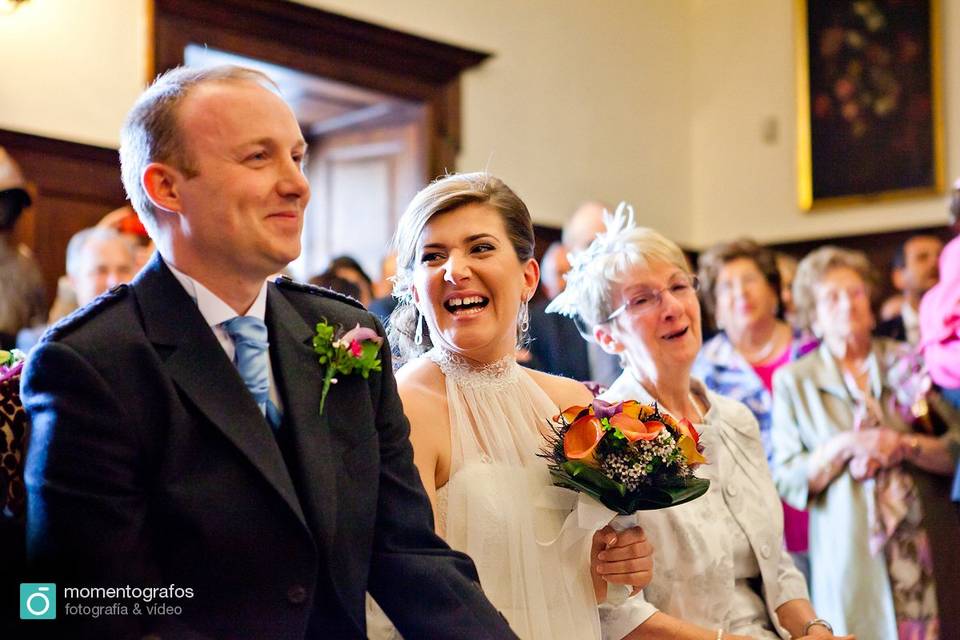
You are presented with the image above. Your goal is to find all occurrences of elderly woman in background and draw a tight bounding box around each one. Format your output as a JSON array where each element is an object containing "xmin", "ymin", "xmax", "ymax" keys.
[
  {"xmin": 551, "ymin": 206, "xmax": 847, "ymax": 640},
  {"xmin": 771, "ymin": 246, "xmax": 960, "ymax": 639},
  {"xmin": 693, "ymin": 239, "xmax": 817, "ymax": 580}
]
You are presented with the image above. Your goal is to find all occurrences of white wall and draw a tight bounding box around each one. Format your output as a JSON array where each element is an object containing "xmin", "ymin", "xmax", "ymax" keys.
[
  {"xmin": 0, "ymin": 0, "xmax": 146, "ymax": 147},
  {"xmin": 0, "ymin": 0, "xmax": 954, "ymax": 247},
  {"xmin": 297, "ymin": 0, "xmax": 694, "ymax": 237},
  {"xmin": 686, "ymin": 0, "xmax": 958, "ymax": 248}
]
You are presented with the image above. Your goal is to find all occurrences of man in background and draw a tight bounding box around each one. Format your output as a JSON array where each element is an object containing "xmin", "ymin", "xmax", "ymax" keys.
[
  {"xmin": 0, "ymin": 147, "xmax": 45, "ymax": 349},
  {"xmin": 876, "ymin": 233, "xmax": 944, "ymax": 345},
  {"xmin": 16, "ymin": 227, "xmax": 137, "ymax": 351}
]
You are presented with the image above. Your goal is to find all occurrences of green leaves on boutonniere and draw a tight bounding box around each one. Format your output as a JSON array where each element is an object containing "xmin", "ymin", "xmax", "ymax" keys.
[
  {"xmin": 0, "ymin": 349, "xmax": 25, "ymax": 372},
  {"xmin": 312, "ymin": 321, "xmax": 383, "ymax": 414}
]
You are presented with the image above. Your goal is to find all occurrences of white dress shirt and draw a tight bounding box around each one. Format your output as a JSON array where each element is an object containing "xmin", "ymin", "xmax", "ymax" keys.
[{"xmin": 165, "ymin": 260, "xmax": 283, "ymax": 412}]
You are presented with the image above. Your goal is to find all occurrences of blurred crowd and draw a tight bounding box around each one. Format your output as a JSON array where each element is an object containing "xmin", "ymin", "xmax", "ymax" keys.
[{"xmin": 2, "ymin": 136, "xmax": 960, "ymax": 638}]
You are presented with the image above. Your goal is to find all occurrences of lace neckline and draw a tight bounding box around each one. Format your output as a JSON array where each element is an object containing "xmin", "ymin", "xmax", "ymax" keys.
[{"xmin": 427, "ymin": 347, "xmax": 521, "ymax": 389}]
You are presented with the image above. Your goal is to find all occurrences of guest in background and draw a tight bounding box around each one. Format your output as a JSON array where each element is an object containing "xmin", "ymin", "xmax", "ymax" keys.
[
  {"xmin": 876, "ymin": 235, "xmax": 944, "ymax": 345},
  {"xmin": 372, "ymin": 251, "xmax": 397, "ymax": 299},
  {"xmin": 328, "ymin": 254, "xmax": 374, "ymax": 308},
  {"xmin": 97, "ymin": 204, "xmax": 156, "ymax": 270},
  {"xmin": 309, "ymin": 271, "xmax": 362, "ymax": 302},
  {"xmin": 918, "ymin": 177, "xmax": 960, "ymax": 503},
  {"xmin": 694, "ymin": 239, "xmax": 817, "ymax": 582},
  {"xmin": 539, "ymin": 201, "xmax": 622, "ymax": 387},
  {"xmin": 552, "ymin": 205, "xmax": 844, "ymax": 640},
  {"xmin": 369, "ymin": 251, "xmax": 399, "ymax": 322},
  {"xmin": 527, "ymin": 241, "xmax": 592, "ymax": 381},
  {"xmin": 0, "ymin": 147, "xmax": 46, "ymax": 349},
  {"xmin": 771, "ymin": 246, "xmax": 960, "ymax": 639},
  {"xmin": 17, "ymin": 227, "xmax": 137, "ymax": 351},
  {"xmin": 775, "ymin": 252, "xmax": 800, "ymax": 329}
]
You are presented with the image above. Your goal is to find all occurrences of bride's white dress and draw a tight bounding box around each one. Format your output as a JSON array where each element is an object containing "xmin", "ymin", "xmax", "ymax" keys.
[{"xmin": 367, "ymin": 348, "xmax": 644, "ymax": 639}]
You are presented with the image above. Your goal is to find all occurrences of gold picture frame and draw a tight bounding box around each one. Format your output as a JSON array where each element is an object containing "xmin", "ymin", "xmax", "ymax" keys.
[{"xmin": 795, "ymin": 0, "xmax": 945, "ymax": 210}]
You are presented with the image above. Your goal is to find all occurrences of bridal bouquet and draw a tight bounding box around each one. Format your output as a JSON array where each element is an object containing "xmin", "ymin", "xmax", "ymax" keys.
[{"xmin": 541, "ymin": 399, "xmax": 709, "ymax": 514}]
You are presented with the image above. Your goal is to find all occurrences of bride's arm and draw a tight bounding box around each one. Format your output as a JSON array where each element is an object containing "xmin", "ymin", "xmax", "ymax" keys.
[{"xmin": 397, "ymin": 378, "xmax": 450, "ymax": 532}]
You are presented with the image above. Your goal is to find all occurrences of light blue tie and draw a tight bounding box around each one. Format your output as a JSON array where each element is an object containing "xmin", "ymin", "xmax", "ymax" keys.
[{"xmin": 221, "ymin": 316, "xmax": 282, "ymax": 430}]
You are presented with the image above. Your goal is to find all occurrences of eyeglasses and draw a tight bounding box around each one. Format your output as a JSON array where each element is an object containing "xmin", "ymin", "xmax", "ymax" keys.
[{"xmin": 606, "ymin": 275, "xmax": 700, "ymax": 321}]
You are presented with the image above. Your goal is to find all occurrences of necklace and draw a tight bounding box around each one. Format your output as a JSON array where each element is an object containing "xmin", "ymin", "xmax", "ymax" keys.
[{"xmin": 737, "ymin": 323, "xmax": 784, "ymax": 364}]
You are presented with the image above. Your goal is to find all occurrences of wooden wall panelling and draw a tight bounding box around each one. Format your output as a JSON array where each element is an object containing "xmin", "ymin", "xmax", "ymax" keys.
[
  {"xmin": 152, "ymin": 0, "xmax": 488, "ymax": 181},
  {"xmin": 0, "ymin": 129, "xmax": 126, "ymax": 307}
]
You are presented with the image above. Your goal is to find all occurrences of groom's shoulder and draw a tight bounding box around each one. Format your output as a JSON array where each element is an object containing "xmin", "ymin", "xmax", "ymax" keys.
[
  {"xmin": 273, "ymin": 275, "xmax": 367, "ymax": 317},
  {"xmin": 42, "ymin": 284, "xmax": 135, "ymax": 345}
]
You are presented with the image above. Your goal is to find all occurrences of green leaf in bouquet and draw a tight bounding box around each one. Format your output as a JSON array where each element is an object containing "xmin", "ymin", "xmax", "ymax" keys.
[
  {"xmin": 624, "ymin": 477, "xmax": 711, "ymax": 512},
  {"xmin": 561, "ymin": 460, "xmax": 626, "ymax": 496}
]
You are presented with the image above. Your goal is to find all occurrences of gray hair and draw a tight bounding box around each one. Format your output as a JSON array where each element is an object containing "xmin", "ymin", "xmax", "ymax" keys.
[
  {"xmin": 548, "ymin": 203, "xmax": 691, "ymax": 334},
  {"xmin": 119, "ymin": 65, "xmax": 277, "ymax": 236},
  {"xmin": 792, "ymin": 245, "xmax": 878, "ymax": 332},
  {"xmin": 388, "ymin": 172, "xmax": 534, "ymax": 364},
  {"xmin": 65, "ymin": 227, "xmax": 136, "ymax": 277}
]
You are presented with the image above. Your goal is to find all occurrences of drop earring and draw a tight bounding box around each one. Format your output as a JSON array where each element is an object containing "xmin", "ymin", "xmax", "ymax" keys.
[
  {"xmin": 518, "ymin": 298, "xmax": 530, "ymax": 334},
  {"xmin": 414, "ymin": 308, "xmax": 424, "ymax": 345}
]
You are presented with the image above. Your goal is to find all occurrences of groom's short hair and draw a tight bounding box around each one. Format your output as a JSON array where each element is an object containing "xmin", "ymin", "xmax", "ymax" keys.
[{"xmin": 119, "ymin": 65, "xmax": 278, "ymax": 236}]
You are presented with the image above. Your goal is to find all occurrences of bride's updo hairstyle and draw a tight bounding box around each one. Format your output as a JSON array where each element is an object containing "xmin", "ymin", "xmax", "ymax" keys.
[
  {"xmin": 388, "ymin": 172, "xmax": 535, "ymax": 365},
  {"xmin": 547, "ymin": 203, "xmax": 692, "ymax": 337}
]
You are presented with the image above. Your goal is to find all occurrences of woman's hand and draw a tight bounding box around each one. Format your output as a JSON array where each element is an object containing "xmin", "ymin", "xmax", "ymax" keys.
[
  {"xmin": 848, "ymin": 454, "xmax": 882, "ymax": 481},
  {"xmin": 849, "ymin": 428, "xmax": 903, "ymax": 468},
  {"xmin": 590, "ymin": 525, "xmax": 654, "ymax": 601}
]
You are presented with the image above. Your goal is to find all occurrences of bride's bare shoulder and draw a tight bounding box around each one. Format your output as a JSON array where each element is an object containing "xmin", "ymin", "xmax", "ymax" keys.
[
  {"xmin": 523, "ymin": 367, "xmax": 594, "ymax": 409},
  {"xmin": 396, "ymin": 356, "xmax": 446, "ymax": 414}
]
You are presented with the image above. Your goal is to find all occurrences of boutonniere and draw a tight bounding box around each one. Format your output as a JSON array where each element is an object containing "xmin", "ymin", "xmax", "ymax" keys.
[
  {"xmin": 313, "ymin": 321, "xmax": 383, "ymax": 413},
  {"xmin": 0, "ymin": 349, "xmax": 25, "ymax": 378}
]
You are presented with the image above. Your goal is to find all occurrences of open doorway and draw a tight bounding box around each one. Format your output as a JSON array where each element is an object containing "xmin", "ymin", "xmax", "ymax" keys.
[
  {"xmin": 153, "ymin": 0, "xmax": 490, "ymax": 285},
  {"xmin": 186, "ymin": 45, "xmax": 426, "ymax": 281}
]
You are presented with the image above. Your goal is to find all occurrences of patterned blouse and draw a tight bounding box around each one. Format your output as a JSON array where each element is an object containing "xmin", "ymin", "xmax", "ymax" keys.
[{"xmin": 693, "ymin": 330, "xmax": 817, "ymax": 464}]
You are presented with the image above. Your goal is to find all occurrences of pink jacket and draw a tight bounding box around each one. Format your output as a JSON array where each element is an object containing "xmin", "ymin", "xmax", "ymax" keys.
[{"xmin": 919, "ymin": 235, "xmax": 960, "ymax": 389}]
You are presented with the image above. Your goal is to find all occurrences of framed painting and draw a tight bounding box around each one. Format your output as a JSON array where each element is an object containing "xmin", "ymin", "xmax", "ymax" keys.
[{"xmin": 795, "ymin": 0, "xmax": 945, "ymax": 210}]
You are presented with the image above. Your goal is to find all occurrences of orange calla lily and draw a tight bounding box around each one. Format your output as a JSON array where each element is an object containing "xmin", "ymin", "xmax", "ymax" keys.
[
  {"xmin": 677, "ymin": 417, "xmax": 700, "ymax": 445},
  {"xmin": 678, "ymin": 434, "xmax": 708, "ymax": 465},
  {"xmin": 609, "ymin": 414, "xmax": 664, "ymax": 442},
  {"xmin": 563, "ymin": 415, "xmax": 604, "ymax": 465},
  {"xmin": 556, "ymin": 404, "xmax": 590, "ymax": 425}
]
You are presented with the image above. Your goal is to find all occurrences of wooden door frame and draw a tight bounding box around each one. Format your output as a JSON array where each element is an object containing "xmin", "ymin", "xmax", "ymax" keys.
[{"xmin": 151, "ymin": 0, "xmax": 490, "ymax": 179}]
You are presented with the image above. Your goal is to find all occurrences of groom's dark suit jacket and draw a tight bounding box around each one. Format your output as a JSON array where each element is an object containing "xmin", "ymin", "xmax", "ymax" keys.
[{"xmin": 21, "ymin": 255, "xmax": 514, "ymax": 640}]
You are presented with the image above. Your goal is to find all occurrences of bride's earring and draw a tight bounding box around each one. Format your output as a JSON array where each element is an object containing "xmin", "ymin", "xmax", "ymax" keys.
[
  {"xmin": 414, "ymin": 307, "xmax": 424, "ymax": 345},
  {"xmin": 518, "ymin": 298, "xmax": 530, "ymax": 334}
]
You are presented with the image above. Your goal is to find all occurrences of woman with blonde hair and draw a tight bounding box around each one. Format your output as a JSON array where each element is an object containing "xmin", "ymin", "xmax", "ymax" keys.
[
  {"xmin": 550, "ymin": 205, "xmax": 847, "ymax": 640},
  {"xmin": 693, "ymin": 239, "xmax": 817, "ymax": 581},
  {"xmin": 771, "ymin": 246, "xmax": 960, "ymax": 639}
]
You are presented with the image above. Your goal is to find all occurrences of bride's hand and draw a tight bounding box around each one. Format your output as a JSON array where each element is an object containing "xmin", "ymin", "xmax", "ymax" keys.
[{"xmin": 591, "ymin": 525, "xmax": 654, "ymax": 599}]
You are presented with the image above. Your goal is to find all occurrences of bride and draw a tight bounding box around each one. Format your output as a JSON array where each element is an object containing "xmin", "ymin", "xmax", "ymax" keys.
[{"xmin": 369, "ymin": 173, "xmax": 654, "ymax": 639}]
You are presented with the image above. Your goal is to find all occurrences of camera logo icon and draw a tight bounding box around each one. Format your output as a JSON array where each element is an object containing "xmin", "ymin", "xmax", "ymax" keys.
[{"xmin": 20, "ymin": 583, "xmax": 56, "ymax": 620}]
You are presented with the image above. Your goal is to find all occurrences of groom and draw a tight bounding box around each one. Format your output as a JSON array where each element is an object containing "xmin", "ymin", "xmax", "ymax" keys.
[{"xmin": 21, "ymin": 65, "xmax": 516, "ymax": 639}]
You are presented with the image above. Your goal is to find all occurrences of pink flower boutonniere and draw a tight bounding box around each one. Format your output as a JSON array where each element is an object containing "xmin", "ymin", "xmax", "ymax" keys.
[
  {"xmin": 0, "ymin": 349, "xmax": 25, "ymax": 383},
  {"xmin": 312, "ymin": 321, "xmax": 383, "ymax": 413}
]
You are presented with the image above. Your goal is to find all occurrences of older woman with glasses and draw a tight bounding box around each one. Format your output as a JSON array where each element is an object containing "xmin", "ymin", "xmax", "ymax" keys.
[
  {"xmin": 693, "ymin": 240, "xmax": 817, "ymax": 581},
  {"xmin": 550, "ymin": 206, "xmax": 847, "ymax": 640},
  {"xmin": 771, "ymin": 246, "xmax": 960, "ymax": 640}
]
